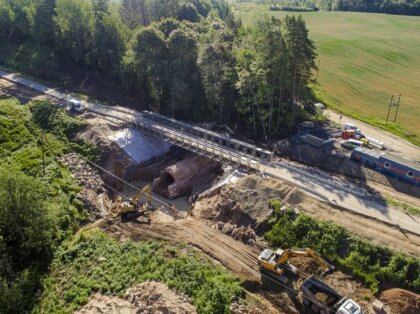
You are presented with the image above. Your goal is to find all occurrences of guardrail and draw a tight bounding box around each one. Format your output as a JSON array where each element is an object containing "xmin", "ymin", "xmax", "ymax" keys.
[{"xmin": 142, "ymin": 111, "xmax": 273, "ymax": 162}]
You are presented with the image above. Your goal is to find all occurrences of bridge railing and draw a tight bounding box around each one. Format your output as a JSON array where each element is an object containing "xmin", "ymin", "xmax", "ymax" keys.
[
  {"xmin": 126, "ymin": 117, "xmax": 261, "ymax": 171},
  {"xmin": 142, "ymin": 111, "xmax": 273, "ymax": 162}
]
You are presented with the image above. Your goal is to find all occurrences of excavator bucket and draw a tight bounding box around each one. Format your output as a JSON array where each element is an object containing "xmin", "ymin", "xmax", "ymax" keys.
[{"xmin": 321, "ymin": 265, "xmax": 335, "ymax": 277}]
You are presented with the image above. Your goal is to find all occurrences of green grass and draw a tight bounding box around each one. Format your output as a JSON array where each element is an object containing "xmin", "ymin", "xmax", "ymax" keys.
[
  {"xmin": 34, "ymin": 231, "xmax": 244, "ymax": 314},
  {"xmin": 265, "ymin": 200, "xmax": 420, "ymax": 294},
  {"xmin": 236, "ymin": 3, "xmax": 420, "ymax": 146},
  {"xmin": 384, "ymin": 197, "xmax": 420, "ymax": 216}
]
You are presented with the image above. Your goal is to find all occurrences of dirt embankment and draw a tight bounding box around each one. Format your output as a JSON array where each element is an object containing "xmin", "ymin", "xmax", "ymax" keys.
[
  {"xmin": 100, "ymin": 173, "xmax": 420, "ymax": 313},
  {"xmin": 381, "ymin": 288, "xmax": 420, "ymax": 314},
  {"xmin": 75, "ymin": 281, "xmax": 197, "ymax": 314},
  {"xmin": 205, "ymin": 175, "xmax": 420, "ymax": 257}
]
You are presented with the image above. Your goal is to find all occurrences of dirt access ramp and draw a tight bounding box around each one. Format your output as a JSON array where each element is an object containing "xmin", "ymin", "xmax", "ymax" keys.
[
  {"xmin": 100, "ymin": 213, "xmax": 282, "ymax": 313},
  {"xmin": 99, "ymin": 212, "xmax": 376, "ymax": 314}
]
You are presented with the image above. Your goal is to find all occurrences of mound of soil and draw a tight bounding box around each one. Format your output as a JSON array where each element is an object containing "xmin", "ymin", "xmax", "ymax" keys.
[
  {"xmin": 75, "ymin": 281, "xmax": 197, "ymax": 314},
  {"xmin": 194, "ymin": 175, "xmax": 291, "ymax": 233},
  {"xmin": 381, "ymin": 288, "xmax": 420, "ymax": 314}
]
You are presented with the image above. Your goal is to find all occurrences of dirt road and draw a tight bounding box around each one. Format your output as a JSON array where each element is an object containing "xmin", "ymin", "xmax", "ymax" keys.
[
  {"xmin": 101, "ymin": 213, "xmax": 286, "ymax": 313},
  {"xmin": 326, "ymin": 109, "xmax": 420, "ymax": 161},
  {"xmin": 102, "ymin": 213, "xmax": 262, "ymax": 284}
]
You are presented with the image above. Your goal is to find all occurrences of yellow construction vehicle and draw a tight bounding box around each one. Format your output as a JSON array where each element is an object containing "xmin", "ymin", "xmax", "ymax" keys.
[
  {"xmin": 116, "ymin": 185, "xmax": 152, "ymax": 218},
  {"xmin": 258, "ymin": 248, "xmax": 334, "ymax": 284}
]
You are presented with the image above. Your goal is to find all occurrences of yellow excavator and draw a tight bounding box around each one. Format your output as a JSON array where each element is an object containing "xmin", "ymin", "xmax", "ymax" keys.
[
  {"xmin": 258, "ymin": 248, "xmax": 334, "ymax": 284},
  {"xmin": 116, "ymin": 185, "xmax": 152, "ymax": 218}
]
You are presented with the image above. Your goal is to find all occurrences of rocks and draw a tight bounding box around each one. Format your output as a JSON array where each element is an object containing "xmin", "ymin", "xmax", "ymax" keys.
[
  {"xmin": 372, "ymin": 299, "xmax": 385, "ymax": 313},
  {"xmin": 60, "ymin": 153, "xmax": 105, "ymax": 193},
  {"xmin": 59, "ymin": 153, "xmax": 109, "ymax": 219},
  {"xmin": 75, "ymin": 281, "xmax": 197, "ymax": 314},
  {"xmin": 97, "ymin": 257, "xmax": 107, "ymax": 263},
  {"xmin": 230, "ymin": 301, "xmax": 262, "ymax": 314},
  {"xmin": 212, "ymin": 221, "xmax": 256, "ymax": 245}
]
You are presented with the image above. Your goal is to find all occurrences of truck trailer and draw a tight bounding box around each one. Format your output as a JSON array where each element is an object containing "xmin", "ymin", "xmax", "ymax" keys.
[{"xmin": 300, "ymin": 275, "xmax": 364, "ymax": 314}]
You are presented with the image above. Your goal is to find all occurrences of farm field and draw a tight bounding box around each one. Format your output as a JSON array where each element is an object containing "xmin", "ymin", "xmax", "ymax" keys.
[{"xmin": 236, "ymin": 4, "xmax": 420, "ymax": 146}]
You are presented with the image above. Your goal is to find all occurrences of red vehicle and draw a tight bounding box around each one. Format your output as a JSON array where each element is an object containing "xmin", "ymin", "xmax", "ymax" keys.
[{"xmin": 341, "ymin": 130, "xmax": 355, "ymax": 140}]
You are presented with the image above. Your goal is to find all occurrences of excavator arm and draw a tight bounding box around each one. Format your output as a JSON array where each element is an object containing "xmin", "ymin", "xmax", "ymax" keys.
[
  {"xmin": 130, "ymin": 185, "xmax": 152, "ymax": 207},
  {"xmin": 276, "ymin": 248, "xmax": 334, "ymax": 276}
]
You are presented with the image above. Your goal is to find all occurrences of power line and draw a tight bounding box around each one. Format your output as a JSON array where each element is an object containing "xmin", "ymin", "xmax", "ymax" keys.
[{"xmin": 80, "ymin": 156, "xmax": 173, "ymax": 210}]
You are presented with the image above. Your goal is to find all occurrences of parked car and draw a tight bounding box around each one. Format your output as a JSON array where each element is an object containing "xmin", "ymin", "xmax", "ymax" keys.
[
  {"xmin": 66, "ymin": 99, "xmax": 84, "ymax": 113},
  {"xmin": 340, "ymin": 139, "xmax": 363, "ymax": 150}
]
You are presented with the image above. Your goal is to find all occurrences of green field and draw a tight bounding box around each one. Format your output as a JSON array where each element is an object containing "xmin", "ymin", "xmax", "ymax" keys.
[{"xmin": 237, "ymin": 4, "xmax": 420, "ymax": 144}]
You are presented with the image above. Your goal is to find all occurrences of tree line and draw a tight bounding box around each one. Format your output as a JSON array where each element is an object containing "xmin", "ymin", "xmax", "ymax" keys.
[
  {"xmin": 247, "ymin": 0, "xmax": 420, "ymax": 16},
  {"xmin": 0, "ymin": 0, "xmax": 317, "ymax": 139}
]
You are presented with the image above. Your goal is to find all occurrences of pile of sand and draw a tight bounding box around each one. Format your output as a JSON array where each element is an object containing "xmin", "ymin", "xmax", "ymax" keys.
[
  {"xmin": 75, "ymin": 281, "xmax": 197, "ymax": 314},
  {"xmin": 381, "ymin": 288, "xmax": 420, "ymax": 314}
]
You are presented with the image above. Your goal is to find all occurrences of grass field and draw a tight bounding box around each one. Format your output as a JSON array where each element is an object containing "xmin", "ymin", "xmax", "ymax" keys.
[{"xmin": 236, "ymin": 4, "xmax": 420, "ymax": 145}]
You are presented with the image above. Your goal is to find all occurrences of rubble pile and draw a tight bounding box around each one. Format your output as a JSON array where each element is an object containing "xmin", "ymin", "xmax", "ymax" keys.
[
  {"xmin": 124, "ymin": 281, "xmax": 196, "ymax": 314},
  {"xmin": 213, "ymin": 222, "xmax": 256, "ymax": 245},
  {"xmin": 59, "ymin": 153, "xmax": 108, "ymax": 218},
  {"xmin": 75, "ymin": 281, "xmax": 197, "ymax": 314},
  {"xmin": 230, "ymin": 301, "xmax": 262, "ymax": 314}
]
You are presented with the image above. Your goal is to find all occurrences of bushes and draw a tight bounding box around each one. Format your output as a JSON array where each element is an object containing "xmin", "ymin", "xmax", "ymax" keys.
[
  {"xmin": 265, "ymin": 200, "xmax": 420, "ymax": 294},
  {"xmin": 0, "ymin": 98, "xmax": 89, "ymax": 313},
  {"xmin": 34, "ymin": 231, "xmax": 244, "ymax": 314},
  {"xmin": 30, "ymin": 101, "xmax": 86, "ymax": 139}
]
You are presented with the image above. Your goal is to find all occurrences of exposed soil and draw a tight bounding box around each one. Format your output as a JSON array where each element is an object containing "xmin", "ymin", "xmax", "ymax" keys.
[
  {"xmin": 196, "ymin": 175, "xmax": 420, "ymax": 257},
  {"xmin": 99, "ymin": 207, "xmax": 378, "ymax": 313},
  {"xmin": 380, "ymin": 288, "xmax": 420, "ymax": 314},
  {"xmin": 75, "ymin": 281, "xmax": 197, "ymax": 314},
  {"xmin": 3, "ymin": 77, "xmax": 419, "ymax": 313},
  {"xmin": 59, "ymin": 153, "xmax": 111, "ymax": 220}
]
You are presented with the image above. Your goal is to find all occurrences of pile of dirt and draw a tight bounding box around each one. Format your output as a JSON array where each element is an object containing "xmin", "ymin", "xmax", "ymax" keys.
[
  {"xmin": 59, "ymin": 153, "xmax": 110, "ymax": 219},
  {"xmin": 230, "ymin": 301, "xmax": 262, "ymax": 314},
  {"xmin": 194, "ymin": 174, "xmax": 307, "ymax": 236},
  {"xmin": 75, "ymin": 281, "xmax": 197, "ymax": 314},
  {"xmin": 213, "ymin": 222, "xmax": 256, "ymax": 245},
  {"xmin": 77, "ymin": 115, "xmax": 118, "ymax": 158},
  {"xmin": 381, "ymin": 288, "xmax": 420, "ymax": 314}
]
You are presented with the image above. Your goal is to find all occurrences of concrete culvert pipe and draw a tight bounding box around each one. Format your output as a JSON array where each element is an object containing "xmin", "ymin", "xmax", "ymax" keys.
[{"xmin": 153, "ymin": 155, "xmax": 220, "ymax": 199}]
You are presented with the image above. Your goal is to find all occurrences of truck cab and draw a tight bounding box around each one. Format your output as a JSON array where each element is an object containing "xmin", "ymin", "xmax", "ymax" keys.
[
  {"xmin": 337, "ymin": 298, "xmax": 364, "ymax": 314},
  {"xmin": 66, "ymin": 99, "xmax": 84, "ymax": 113}
]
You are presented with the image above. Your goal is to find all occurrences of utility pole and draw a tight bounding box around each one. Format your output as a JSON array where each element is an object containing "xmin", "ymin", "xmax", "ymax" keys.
[
  {"xmin": 39, "ymin": 136, "xmax": 45, "ymax": 177},
  {"xmin": 386, "ymin": 94, "xmax": 401, "ymax": 124},
  {"xmin": 315, "ymin": 58, "xmax": 321, "ymax": 81}
]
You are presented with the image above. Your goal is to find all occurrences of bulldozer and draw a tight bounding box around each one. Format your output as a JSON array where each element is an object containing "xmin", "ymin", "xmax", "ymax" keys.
[
  {"xmin": 258, "ymin": 248, "xmax": 334, "ymax": 284},
  {"xmin": 115, "ymin": 185, "xmax": 152, "ymax": 219}
]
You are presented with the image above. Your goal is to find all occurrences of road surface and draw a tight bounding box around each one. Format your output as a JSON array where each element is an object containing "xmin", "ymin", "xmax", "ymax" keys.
[{"xmin": 326, "ymin": 109, "xmax": 420, "ymax": 162}]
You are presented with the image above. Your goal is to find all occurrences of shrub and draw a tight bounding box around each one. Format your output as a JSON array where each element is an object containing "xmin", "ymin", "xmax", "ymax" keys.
[
  {"xmin": 35, "ymin": 231, "xmax": 244, "ymax": 314},
  {"xmin": 265, "ymin": 202, "xmax": 420, "ymax": 294}
]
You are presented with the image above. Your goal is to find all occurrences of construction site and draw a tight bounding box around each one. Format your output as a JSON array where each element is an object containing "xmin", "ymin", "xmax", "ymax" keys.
[{"xmin": 0, "ymin": 71, "xmax": 420, "ymax": 314}]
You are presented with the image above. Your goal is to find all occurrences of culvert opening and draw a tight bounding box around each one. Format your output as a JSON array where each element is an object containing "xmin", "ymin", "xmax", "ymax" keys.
[{"xmin": 155, "ymin": 172, "xmax": 175, "ymax": 197}]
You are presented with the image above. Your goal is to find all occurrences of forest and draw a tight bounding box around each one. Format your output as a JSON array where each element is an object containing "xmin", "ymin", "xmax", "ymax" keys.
[
  {"xmin": 0, "ymin": 0, "xmax": 317, "ymax": 139},
  {"xmin": 248, "ymin": 0, "xmax": 420, "ymax": 16}
]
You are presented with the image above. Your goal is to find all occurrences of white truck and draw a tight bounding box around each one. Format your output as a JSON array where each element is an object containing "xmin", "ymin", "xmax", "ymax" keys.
[
  {"xmin": 66, "ymin": 99, "xmax": 84, "ymax": 113},
  {"xmin": 300, "ymin": 275, "xmax": 364, "ymax": 314}
]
